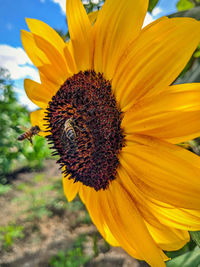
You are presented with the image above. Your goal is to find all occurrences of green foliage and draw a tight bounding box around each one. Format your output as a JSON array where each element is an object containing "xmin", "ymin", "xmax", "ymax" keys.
[
  {"xmin": 83, "ymin": 0, "xmax": 104, "ymax": 13},
  {"xmin": 13, "ymin": 178, "xmax": 87, "ymax": 221},
  {"xmin": 0, "ymin": 184, "xmax": 11, "ymax": 195},
  {"xmin": 194, "ymin": 44, "xmax": 200, "ymax": 58},
  {"xmin": 176, "ymin": 0, "xmax": 200, "ymax": 11},
  {"xmin": 177, "ymin": 0, "xmax": 194, "ymax": 11},
  {"xmin": 21, "ymin": 135, "xmax": 51, "ymax": 170},
  {"xmin": 49, "ymin": 235, "xmax": 91, "ymax": 267},
  {"xmin": 166, "ymin": 240, "xmax": 196, "ymax": 259},
  {"xmin": 148, "ymin": 0, "xmax": 160, "ymax": 13},
  {"xmin": 166, "ymin": 247, "xmax": 200, "ymax": 267},
  {"xmin": 0, "ymin": 68, "xmax": 51, "ymax": 184},
  {"xmin": 190, "ymin": 231, "xmax": 200, "ymax": 248},
  {"xmin": 0, "ymin": 224, "xmax": 24, "ymax": 250},
  {"xmin": 81, "ymin": 212, "xmax": 92, "ymax": 224},
  {"xmin": 92, "ymin": 234, "xmax": 99, "ymax": 257},
  {"xmin": 177, "ymin": 55, "xmax": 195, "ymax": 78},
  {"xmin": 13, "ymin": 182, "xmax": 54, "ymax": 220}
]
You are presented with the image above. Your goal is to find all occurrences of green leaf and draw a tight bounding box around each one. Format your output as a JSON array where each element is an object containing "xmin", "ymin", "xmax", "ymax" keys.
[
  {"xmin": 190, "ymin": 231, "xmax": 200, "ymax": 248},
  {"xmin": 177, "ymin": 0, "xmax": 194, "ymax": 11},
  {"xmin": 194, "ymin": 50, "xmax": 200, "ymax": 58},
  {"xmin": 166, "ymin": 247, "xmax": 200, "ymax": 267},
  {"xmin": 0, "ymin": 184, "xmax": 11, "ymax": 195},
  {"xmin": 148, "ymin": 0, "xmax": 159, "ymax": 13}
]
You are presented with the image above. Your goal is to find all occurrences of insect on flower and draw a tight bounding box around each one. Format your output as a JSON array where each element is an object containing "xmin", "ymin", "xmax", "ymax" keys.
[{"xmin": 63, "ymin": 118, "xmax": 77, "ymax": 141}]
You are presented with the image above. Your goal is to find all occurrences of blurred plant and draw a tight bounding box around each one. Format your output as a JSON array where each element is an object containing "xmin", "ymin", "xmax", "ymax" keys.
[
  {"xmin": 52, "ymin": 180, "xmax": 91, "ymax": 224},
  {"xmin": 193, "ymin": 44, "xmax": 200, "ymax": 58},
  {"xmin": 49, "ymin": 235, "xmax": 91, "ymax": 267},
  {"xmin": 52, "ymin": 179, "xmax": 84, "ymax": 211},
  {"xmin": 83, "ymin": 0, "xmax": 104, "ymax": 13},
  {"xmin": 92, "ymin": 234, "xmax": 99, "ymax": 257},
  {"xmin": 0, "ymin": 224, "xmax": 24, "ymax": 251},
  {"xmin": 148, "ymin": 0, "xmax": 160, "ymax": 12},
  {"xmin": 166, "ymin": 242, "xmax": 200, "ymax": 267},
  {"xmin": 0, "ymin": 68, "xmax": 51, "ymax": 184},
  {"xmin": 13, "ymin": 177, "xmax": 86, "ymax": 221},
  {"xmin": 13, "ymin": 182, "xmax": 54, "ymax": 221},
  {"xmin": 177, "ymin": 0, "xmax": 200, "ymax": 11},
  {"xmin": 0, "ymin": 184, "xmax": 11, "ymax": 195}
]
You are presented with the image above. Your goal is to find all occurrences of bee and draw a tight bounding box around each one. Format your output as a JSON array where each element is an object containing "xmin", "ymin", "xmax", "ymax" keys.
[
  {"xmin": 63, "ymin": 118, "xmax": 76, "ymax": 141},
  {"xmin": 17, "ymin": 125, "xmax": 41, "ymax": 144}
]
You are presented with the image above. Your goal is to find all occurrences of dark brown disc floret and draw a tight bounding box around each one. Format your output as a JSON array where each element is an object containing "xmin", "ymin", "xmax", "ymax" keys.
[{"xmin": 45, "ymin": 71, "xmax": 124, "ymax": 191}]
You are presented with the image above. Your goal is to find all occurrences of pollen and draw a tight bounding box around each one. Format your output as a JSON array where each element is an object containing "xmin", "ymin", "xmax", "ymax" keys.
[{"xmin": 45, "ymin": 71, "xmax": 124, "ymax": 191}]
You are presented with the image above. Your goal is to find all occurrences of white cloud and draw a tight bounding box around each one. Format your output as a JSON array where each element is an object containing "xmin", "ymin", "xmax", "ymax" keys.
[
  {"xmin": 152, "ymin": 7, "xmax": 162, "ymax": 17},
  {"xmin": 0, "ymin": 45, "xmax": 40, "ymax": 82},
  {"xmin": 143, "ymin": 12, "xmax": 154, "ymax": 28},
  {"xmin": 51, "ymin": 0, "xmax": 66, "ymax": 14},
  {"xmin": 14, "ymin": 87, "xmax": 38, "ymax": 111},
  {"xmin": 82, "ymin": 0, "xmax": 99, "ymax": 3}
]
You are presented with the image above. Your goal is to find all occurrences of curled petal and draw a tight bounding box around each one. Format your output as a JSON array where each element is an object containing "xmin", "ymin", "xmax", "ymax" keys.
[
  {"xmin": 94, "ymin": 0, "xmax": 148, "ymax": 80},
  {"xmin": 113, "ymin": 17, "xmax": 200, "ymax": 111},
  {"xmin": 66, "ymin": 0, "xmax": 93, "ymax": 71},
  {"xmin": 122, "ymin": 83, "xmax": 200, "ymax": 143},
  {"xmin": 122, "ymin": 134, "xmax": 200, "ymax": 210}
]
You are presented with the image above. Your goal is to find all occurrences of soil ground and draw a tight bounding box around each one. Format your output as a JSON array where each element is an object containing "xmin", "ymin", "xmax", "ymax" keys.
[{"xmin": 0, "ymin": 160, "xmax": 148, "ymax": 267}]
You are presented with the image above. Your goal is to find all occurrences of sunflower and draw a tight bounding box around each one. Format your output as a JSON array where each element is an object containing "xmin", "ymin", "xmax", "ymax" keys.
[{"xmin": 21, "ymin": 0, "xmax": 200, "ymax": 266}]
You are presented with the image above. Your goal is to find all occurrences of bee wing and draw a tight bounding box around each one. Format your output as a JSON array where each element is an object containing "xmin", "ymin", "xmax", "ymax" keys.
[{"xmin": 18, "ymin": 126, "xmax": 28, "ymax": 131}]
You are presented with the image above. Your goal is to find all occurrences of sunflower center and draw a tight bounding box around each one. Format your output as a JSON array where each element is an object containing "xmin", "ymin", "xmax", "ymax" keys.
[{"xmin": 45, "ymin": 70, "xmax": 124, "ymax": 191}]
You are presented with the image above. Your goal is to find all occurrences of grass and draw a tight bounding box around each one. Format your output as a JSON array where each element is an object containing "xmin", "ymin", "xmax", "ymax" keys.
[
  {"xmin": 0, "ymin": 170, "xmax": 96, "ymax": 264},
  {"xmin": 0, "ymin": 224, "xmax": 24, "ymax": 251},
  {"xmin": 0, "ymin": 184, "xmax": 11, "ymax": 195},
  {"xmin": 49, "ymin": 235, "xmax": 92, "ymax": 267}
]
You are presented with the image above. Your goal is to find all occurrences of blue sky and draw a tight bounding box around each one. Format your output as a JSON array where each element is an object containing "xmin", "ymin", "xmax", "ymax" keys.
[{"xmin": 0, "ymin": 0, "xmax": 178, "ymax": 110}]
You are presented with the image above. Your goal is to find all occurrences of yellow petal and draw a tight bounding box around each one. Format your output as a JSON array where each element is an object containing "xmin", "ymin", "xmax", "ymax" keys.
[
  {"xmin": 94, "ymin": 0, "xmax": 148, "ymax": 80},
  {"xmin": 79, "ymin": 186, "xmax": 119, "ymax": 246},
  {"xmin": 66, "ymin": 0, "xmax": 93, "ymax": 71},
  {"xmin": 64, "ymin": 42, "xmax": 77, "ymax": 74},
  {"xmin": 117, "ymin": 165, "xmax": 165, "ymax": 230},
  {"xmin": 33, "ymin": 33, "xmax": 70, "ymax": 83},
  {"xmin": 39, "ymin": 72, "xmax": 59, "ymax": 93},
  {"xmin": 21, "ymin": 30, "xmax": 49, "ymax": 67},
  {"xmin": 26, "ymin": 18, "xmax": 66, "ymax": 58},
  {"xmin": 113, "ymin": 17, "xmax": 200, "ymax": 111},
  {"xmin": 148, "ymin": 199, "xmax": 200, "ymax": 231},
  {"xmin": 62, "ymin": 174, "xmax": 80, "ymax": 202},
  {"xmin": 108, "ymin": 181, "xmax": 167, "ymax": 265},
  {"xmin": 21, "ymin": 30, "xmax": 64, "ymax": 85},
  {"xmin": 82, "ymin": 180, "xmax": 168, "ymax": 265},
  {"xmin": 122, "ymin": 83, "xmax": 200, "ymax": 143},
  {"xmin": 26, "ymin": 18, "xmax": 77, "ymax": 75},
  {"xmin": 121, "ymin": 134, "xmax": 200, "ymax": 210},
  {"xmin": 30, "ymin": 109, "xmax": 49, "ymax": 137},
  {"xmin": 117, "ymin": 163, "xmax": 200, "ymax": 232},
  {"xmin": 145, "ymin": 222, "xmax": 189, "ymax": 251},
  {"xmin": 24, "ymin": 79, "xmax": 54, "ymax": 108},
  {"xmin": 84, "ymin": 187, "xmax": 141, "ymax": 259}
]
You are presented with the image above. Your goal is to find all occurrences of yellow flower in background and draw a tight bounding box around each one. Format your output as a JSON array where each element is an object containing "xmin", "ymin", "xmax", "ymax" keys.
[{"xmin": 21, "ymin": 0, "xmax": 200, "ymax": 266}]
